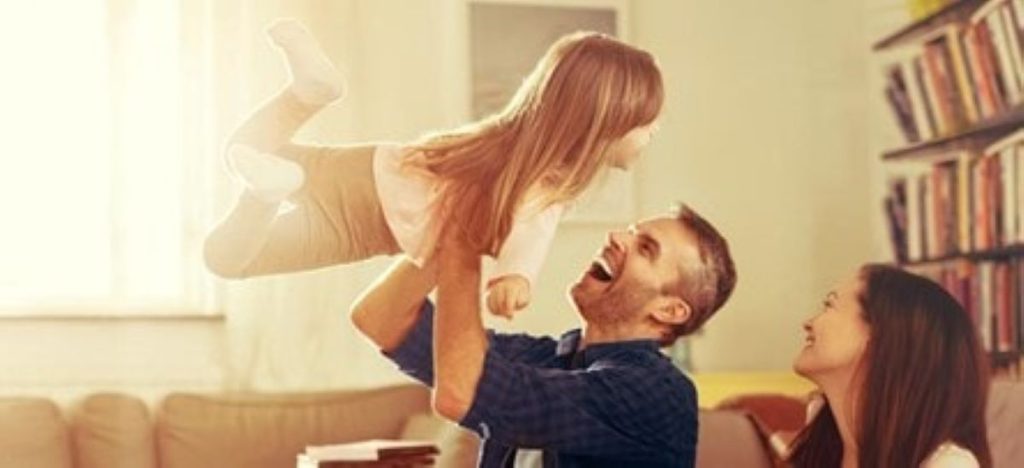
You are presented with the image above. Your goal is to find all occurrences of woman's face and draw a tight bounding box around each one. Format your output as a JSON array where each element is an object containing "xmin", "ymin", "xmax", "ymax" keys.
[
  {"xmin": 606, "ymin": 120, "xmax": 660, "ymax": 170},
  {"xmin": 793, "ymin": 274, "xmax": 871, "ymax": 381}
]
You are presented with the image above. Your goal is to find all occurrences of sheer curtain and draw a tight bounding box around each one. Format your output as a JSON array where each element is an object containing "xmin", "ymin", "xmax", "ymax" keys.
[
  {"xmin": 0, "ymin": 0, "xmax": 467, "ymax": 391},
  {"xmin": 0, "ymin": 0, "xmax": 227, "ymax": 316}
]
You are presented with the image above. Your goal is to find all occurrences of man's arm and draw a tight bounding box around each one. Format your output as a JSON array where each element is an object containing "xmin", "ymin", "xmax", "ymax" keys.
[
  {"xmin": 431, "ymin": 230, "xmax": 489, "ymax": 421},
  {"xmin": 350, "ymin": 256, "xmax": 437, "ymax": 352}
]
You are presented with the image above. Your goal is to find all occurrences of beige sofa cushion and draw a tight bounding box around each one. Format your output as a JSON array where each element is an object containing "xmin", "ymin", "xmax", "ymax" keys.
[
  {"xmin": 0, "ymin": 397, "xmax": 72, "ymax": 468},
  {"xmin": 399, "ymin": 412, "xmax": 479, "ymax": 468},
  {"xmin": 696, "ymin": 409, "xmax": 772, "ymax": 468},
  {"xmin": 988, "ymin": 380, "xmax": 1024, "ymax": 468},
  {"xmin": 72, "ymin": 393, "xmax": 156, "ymax": 468},
  {"xmin": 156, "ymin": 384, "xmax": 430, "ymax": 468}
]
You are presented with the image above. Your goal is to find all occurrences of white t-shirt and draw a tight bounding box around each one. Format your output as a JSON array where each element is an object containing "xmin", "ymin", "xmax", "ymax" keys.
[
  {"xmin": 920, "ymin": 442, "xmax": 979, "ymax": 468},
  {"xmin": 372, "ymin": 143, "xmax": 564, "ymax": 285}
]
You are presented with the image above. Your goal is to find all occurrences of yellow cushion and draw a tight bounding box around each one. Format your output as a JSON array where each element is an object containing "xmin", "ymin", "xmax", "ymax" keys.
[
  {"xmin": 691, "ymin": 371, "xmax": 815, "ymax": 408},
  {"xmin": 0, "ymin": 397, "xmax": 72, "ymax": 468}
]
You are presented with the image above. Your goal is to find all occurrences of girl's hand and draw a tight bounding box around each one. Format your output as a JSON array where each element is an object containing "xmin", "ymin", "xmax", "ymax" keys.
[{"xmin": 485, "ymin": 275, "xmax": 531, "ymax": 319}]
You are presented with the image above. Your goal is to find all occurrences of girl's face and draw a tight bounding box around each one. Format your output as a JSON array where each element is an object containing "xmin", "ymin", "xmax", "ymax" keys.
[
  {"xmin": 793, "ymin": 274, "xmax": 871, "ymax": 382},
  {"xmin": 606, "ymin": 120, "xmax": 659, "ymax": 170}
]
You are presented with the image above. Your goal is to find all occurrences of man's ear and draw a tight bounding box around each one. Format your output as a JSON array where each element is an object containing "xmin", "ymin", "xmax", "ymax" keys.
[{"xmin": 649, "ymin": 295, "xmax": 692, "ymax": 327}]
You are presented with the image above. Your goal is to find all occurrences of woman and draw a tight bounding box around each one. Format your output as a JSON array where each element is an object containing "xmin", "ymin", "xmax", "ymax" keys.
[{"xmin": 789, "ymin": 264, "xmax": 992, "ymax": 468}]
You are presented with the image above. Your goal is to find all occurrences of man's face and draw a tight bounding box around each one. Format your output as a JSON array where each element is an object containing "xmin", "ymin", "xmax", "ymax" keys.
[{"xmin": 569, "ymin": 217, "xmax": 701, "ymax": 326}]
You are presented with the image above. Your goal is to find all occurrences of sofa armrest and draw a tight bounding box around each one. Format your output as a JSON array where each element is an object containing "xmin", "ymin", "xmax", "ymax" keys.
[{"xmin": 697, "ymin": 409, "xmax": 774, "ymax": 468}]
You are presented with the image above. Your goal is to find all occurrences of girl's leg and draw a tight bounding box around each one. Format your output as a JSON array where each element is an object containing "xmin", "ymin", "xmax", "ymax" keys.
[
  {"xmin": 205, "ymin": 19, "xmax": 363, "ymax": 277},
  {"xmin": 224, "ymin": 19, "xmax": 345, "ymax": 193},
  {"xmin": 205, "ymin": 144, "xmax": 400, "ymax": 278}
]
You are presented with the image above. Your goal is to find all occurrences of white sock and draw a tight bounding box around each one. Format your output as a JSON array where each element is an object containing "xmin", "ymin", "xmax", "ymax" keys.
[
  {"xmin": 267, "ymin": 19, "xmax": 346, "ymax": 106},
  {"xmin": 228, "ymin": 145, "xmax": 305, "ymax": 203}
]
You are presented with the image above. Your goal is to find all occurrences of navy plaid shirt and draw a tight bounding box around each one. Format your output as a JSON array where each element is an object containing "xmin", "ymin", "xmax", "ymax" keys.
[{"xmin": 384, "ymin": 300, "xmax": 697, "ymax": 468}]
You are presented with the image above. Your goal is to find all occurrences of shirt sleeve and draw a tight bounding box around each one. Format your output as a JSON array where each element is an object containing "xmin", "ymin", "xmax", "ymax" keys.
[
  {"xmin": 458, "ymin": 348, "xmax": 694, "ymax": 461},
  {"xmin": 380, "ymin": 301, "xmax": 558, "ymax": 386},
  {"xmin": 490, "ymin": 202, "xmax": 565, "ymax": 286},
  {"xmin": 381, "ymin": 300, "xmax": 436, "ymax": 387}
]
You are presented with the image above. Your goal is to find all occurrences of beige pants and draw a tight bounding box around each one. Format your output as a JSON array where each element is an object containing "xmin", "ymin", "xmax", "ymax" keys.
[{"xmin": 219, "ymin": 90, "xmax": 400, "ymax": 277}]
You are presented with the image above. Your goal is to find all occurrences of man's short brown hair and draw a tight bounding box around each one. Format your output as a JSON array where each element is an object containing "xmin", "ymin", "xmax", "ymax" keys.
[{"xmin": 662, "ymin": 204, "xmax": 737, "ymax": 344}]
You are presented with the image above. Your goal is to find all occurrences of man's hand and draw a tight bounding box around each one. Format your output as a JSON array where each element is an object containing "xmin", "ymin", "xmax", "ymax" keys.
[{"xmin": 486, "ymin": 275, "xmax": 531, "ymax": 319}]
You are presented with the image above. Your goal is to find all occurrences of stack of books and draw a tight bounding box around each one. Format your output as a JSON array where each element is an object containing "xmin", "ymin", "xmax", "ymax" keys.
[{"xmin": 296, "ymin": 439, "xmax": 439, "ymax": 467}]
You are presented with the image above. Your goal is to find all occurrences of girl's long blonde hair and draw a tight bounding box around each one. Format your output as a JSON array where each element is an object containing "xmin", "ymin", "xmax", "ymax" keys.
[{"xmin": 413, "ymin": 31, "xmax": 663, "ymax": 255}]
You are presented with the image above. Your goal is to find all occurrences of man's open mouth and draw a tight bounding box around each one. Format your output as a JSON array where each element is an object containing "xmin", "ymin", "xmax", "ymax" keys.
[{"xmin": 587, "ymin": 257, "xmax": 615, "ymax": 283}]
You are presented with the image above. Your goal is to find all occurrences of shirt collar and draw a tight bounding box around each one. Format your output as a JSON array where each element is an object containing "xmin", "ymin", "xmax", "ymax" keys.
[{"xmin": 555, "ymin": 329, "xmax": 660, "ymax": 368}]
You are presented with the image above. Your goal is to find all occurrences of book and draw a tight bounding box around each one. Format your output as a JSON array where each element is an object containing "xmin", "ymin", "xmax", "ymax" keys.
[
  {"xmin": 940, "ymin": 25, "xmax": 982, "ymax": 124},
  {"xmin": 999, "ymin": 3, "xmax": 1024, "ymax": 95},
  {"xmin": 965, "ymin": 24, "xmax": 1005, "ymax": 117},
  {"xmin": 914, "ymin": 55, "xmax": 943, "ymax": 135},
  {"xmin": 886, "ymin": 178, "xmax": 910, "ymax": 262},
  {"xmin": 297, "ymin": 454, "xmax": 436, "ymax": 468},
  {"xmin": 902, "ymin": 55, "xmax": 938, "ymax": 140},
  {"xmin": 886, "ymin": 64, "xmax": 921, "ymax": 142},
  {"xmin": 300, "ymin": 440, "xmax": 438, "ymax": 464}
]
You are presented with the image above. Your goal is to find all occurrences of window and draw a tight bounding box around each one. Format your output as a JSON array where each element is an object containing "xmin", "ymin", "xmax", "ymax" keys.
[{"xmin": 0, "ymin": 1, "xmax": 215, "ymax": 315}]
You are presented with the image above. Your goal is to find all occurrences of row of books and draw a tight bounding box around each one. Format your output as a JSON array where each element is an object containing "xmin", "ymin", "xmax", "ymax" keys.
[
  {"xmin": 914, "ymin": 258, "xmax": 1023, "ymax": 353},
  {"xmin": 884, "ymin": 0, "xmax": 1024, "ymax": 143},
  {"xmin": 884, "ymin": 129, "xmax": 1024, "ymax": 262}
]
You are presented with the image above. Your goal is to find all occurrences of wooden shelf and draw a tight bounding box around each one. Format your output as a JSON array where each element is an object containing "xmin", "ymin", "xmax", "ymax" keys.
[
  {"xmin": 881, "ymin": 106, "xmax": 1024, "ymax": 161},
  {"xmin": 899, "ymin": 244, "xmax": 1024, "ymax": 267},
  {"xmin": 871, "ymin": 0, "xmax": 980, "ymax": 51},
  {"xmin": 992, "ymin": 351, "xmax": 1023, "ymax": 364}
]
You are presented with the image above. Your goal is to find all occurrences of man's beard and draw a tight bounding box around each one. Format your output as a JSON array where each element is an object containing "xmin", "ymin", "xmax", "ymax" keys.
[{"xmin": 577, "ymin": 281, "xmax": 660, "ymax": 326}]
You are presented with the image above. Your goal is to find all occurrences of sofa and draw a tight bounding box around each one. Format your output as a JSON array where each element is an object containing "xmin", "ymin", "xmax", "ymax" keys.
[{"xmin": 1, "ymin": 381, "xmax": 1020, "ymax": 468}]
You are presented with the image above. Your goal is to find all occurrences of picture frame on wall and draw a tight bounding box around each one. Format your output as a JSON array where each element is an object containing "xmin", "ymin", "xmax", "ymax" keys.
[{"xmin": 467, "ymin": 0, "xmax": 636, "ymax": 224}]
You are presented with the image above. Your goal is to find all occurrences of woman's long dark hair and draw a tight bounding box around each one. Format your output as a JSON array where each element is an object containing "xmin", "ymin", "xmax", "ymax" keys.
[{"xmin": 789, "ymin": 264, "xmax": 992, "ymax": 468}]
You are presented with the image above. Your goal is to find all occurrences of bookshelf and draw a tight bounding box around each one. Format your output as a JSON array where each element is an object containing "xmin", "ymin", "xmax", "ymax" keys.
[
  {"xmin": 877, "ymin": 0, "xmax": 1024, "ymax": 373},
  {"xmin": 900, "ymin": 243, "xmax": 1024, "ymax": 267},
  {"xmin": 881, "ymin": 104, "xmax": 1024, "ymax": 160}
]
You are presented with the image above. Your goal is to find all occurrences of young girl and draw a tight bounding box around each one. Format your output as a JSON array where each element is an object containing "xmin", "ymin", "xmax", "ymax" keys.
[
  {"xmin": 203, "ymin": 20, "xmax": 663, "ymax": 317},
  {"xmin": 789, "ymin": 265, "xmax": 991, "ymax": 468}
]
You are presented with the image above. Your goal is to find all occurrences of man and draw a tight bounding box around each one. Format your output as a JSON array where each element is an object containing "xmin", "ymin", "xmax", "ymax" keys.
[{"xmin": 351, "ymin": 204, "xmax": 736, "ymax": 467}]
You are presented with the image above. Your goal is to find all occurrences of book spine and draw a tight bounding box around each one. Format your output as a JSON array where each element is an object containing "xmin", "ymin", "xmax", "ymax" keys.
[
  {"xmin": 978, "ymin": 20, "xmax": 1011, "ymax": 112},
  {"xmin": 946, "ymin": 26, "xmax": 983, "ymax": 124},
  {"xmin": 923, "ymin": 43, "xmax": 956, "ymax": 134},
  {"xmin": 986, "ymin": 12, "xmax": 1021, "ymax": 105},
  {"xmin": 903, "ymin": 57, "xmax": 937, "ymax": 140},
  {"xmin": 1000, "ymin": 4, "xmax": 1024, "ymax": 97},
  {"xmin": 958, "ymin": 153, "xmax": 973, "ymax": 253},
  {"xmin": 965, "ymin": 25, "xmax": 1003, "ymax": 118}
]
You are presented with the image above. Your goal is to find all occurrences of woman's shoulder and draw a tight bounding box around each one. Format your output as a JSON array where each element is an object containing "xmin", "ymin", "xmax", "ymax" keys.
[{"xmin": 920, "ymin": 442, "xmax": 979, "ymax": 468}]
